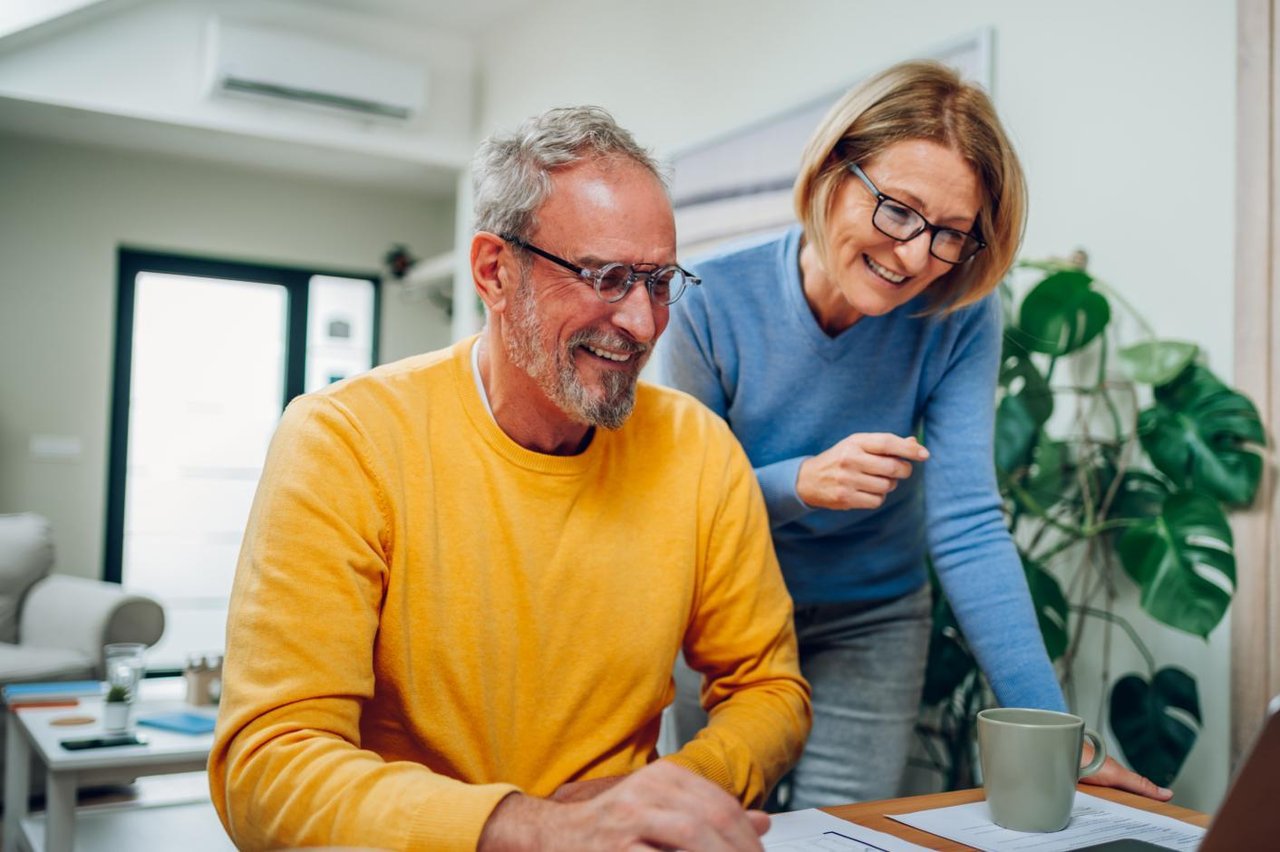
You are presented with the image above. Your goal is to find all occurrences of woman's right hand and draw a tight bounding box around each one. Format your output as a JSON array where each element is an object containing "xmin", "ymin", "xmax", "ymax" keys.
[{"xmin": 796, "ymin": 433, "xmax": 930, "ymax": 511}]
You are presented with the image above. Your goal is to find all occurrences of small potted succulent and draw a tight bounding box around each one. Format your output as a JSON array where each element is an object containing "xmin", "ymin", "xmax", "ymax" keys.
[{"xmin": 102, "ymin": 682, "xmax": 132, "ymax": 733}]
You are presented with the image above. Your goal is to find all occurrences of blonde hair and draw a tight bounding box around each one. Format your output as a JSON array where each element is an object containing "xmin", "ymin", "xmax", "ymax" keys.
[{"xmin": 793, "ymin": 60, "xmax": 1026, "ymax": 312}]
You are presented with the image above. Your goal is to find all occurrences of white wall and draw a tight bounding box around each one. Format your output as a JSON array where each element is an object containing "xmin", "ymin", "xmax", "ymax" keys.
[
  {"xmin": 0, "ymin": 0, "xmax": 478, "ymax": 182},
  {"xmin": 0, "ymin": 133, "xmax": 454, "ymax": 582},
  {"xmin": 481, "ymin": 0, "xmax": 1235, "ymax": 372},
  {"xmin": 478, "ymin": 0, "xmax": 1237, "ymax": 812}
]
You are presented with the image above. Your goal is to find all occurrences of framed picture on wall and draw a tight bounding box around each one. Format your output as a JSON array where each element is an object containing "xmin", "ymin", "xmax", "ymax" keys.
[{"xmin": 669, "ymin": 29, "xmax": 994, "ymax": 259}]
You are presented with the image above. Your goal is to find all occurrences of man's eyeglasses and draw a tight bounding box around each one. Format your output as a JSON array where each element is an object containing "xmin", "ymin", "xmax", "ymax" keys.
[
  {"xmin": 848, "ymin": 163, "xmax": 986, "ymax": 265},
  {"xmin": 501, "ymin": 235, "xmax": 700, "ymax": 306}
]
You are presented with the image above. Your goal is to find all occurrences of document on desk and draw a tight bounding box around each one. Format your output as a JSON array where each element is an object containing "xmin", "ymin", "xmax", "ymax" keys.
[
  {"xmin": 887, "ymin": 791, "xmax": 1206, "ymax": 851},
  {"xmin": 763, "ymin": 808, "xmax": 930, "ymax": 851}
]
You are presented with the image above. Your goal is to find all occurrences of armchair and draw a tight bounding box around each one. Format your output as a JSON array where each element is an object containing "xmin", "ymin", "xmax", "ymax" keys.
[
  {"xmin": 0, "ymin": 512, "xmax": 166, "ymax": 796},
  {"xmin": 0, "ymin": 512, "xmax": 165, "ymax": 680}
]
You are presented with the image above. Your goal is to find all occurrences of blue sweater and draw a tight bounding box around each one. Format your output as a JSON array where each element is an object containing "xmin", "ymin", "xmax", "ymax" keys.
[{"xmin": 659, "ymin": 226, "xmax": 1064, "ymax": 711}]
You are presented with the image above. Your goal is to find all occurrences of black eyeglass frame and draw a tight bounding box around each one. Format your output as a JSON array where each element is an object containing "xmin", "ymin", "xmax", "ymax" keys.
[
  {"xmin": 499, "ymin": 234, "xmax": 700, "ymax": 306},
  {"xmin": 847, "ymin": 163, "xmax": 987, "ymax": 265}
]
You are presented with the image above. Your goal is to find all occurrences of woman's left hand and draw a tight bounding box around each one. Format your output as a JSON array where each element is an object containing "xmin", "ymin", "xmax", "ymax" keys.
[{"xmin": 1080, "ymin": 753, "xmax": 1173, "ymax": 801}]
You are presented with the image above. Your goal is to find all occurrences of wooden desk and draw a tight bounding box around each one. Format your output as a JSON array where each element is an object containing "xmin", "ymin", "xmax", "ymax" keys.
[{"xmin": 823, "ymin": 785, "xmax": 1210, "ymax": 851}]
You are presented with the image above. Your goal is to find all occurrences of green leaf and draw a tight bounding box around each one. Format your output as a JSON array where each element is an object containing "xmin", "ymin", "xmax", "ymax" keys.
[
  {"xmin": 994, "ymin": 396, "xmax": 1039, "ymax": 476},
  {"xmin": 1023, "ymin": 558, "xmax": 1068, "ymax": 660},
  {"xmin": 988, "ymin": 394, "xmax": 1039, "ymax": 473},
  {"xmin": 1108, "ymin": 471, "xmax": 1172, "ymax": 523},
  {"xmin": 1116, "ymin": 492, "xmax": 1235, "ymax": 637},
  {"xmin": 1017, "ymin": 270, "xmax": 1112, "ymax": 356},
  {"xmin": 1138, "ymin": 364, "xmax": 1264, "ymax": 506},
  {"xmin": 1118, "ymin": 340, "xmax": 1199, "ymax": 386},
  {"xmin": 999, "ymin": 333, "xmax": 1053, "ymax": 426},
  {"xmin": 1067, "ymin": 444, "xmax": 1119, "ymax": 520},
  {"xmin": 1109, "ymin": 668, "xmax": 1202, "ymax": 787},
  {"xmin": 1021, "ymin": 437, "xmax": 1070, "ymax": 513}
]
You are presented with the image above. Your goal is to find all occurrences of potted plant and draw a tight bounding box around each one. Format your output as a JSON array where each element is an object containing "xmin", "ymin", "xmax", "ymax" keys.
[
  {"xmin": 915, "ymin": 253, "xmax": 1264, "ymax": 791},
  {"xmin": 103, "ymin": 682, "xmax": 132, "ymax": 733}
]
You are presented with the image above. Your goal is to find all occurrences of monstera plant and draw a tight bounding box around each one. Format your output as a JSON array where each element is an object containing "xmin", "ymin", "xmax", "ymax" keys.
[{"xmin": 915, "ymin": 255, "xmax": 1265, "ymax": 791}]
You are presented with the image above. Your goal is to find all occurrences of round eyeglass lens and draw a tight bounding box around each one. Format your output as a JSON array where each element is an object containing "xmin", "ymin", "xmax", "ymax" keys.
[
  {"xmin": 649, "ymin": 267, "xmax": 686, "ymax": 305},
  {"xmin": 594, "ymin": 264, "xmax": 632, "ymax": 301}
]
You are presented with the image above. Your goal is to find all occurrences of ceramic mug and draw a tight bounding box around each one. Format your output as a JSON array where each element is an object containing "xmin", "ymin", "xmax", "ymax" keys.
[{"xmin": 977, "ymin": 707, "xmax": 1107, "ymax": 832}]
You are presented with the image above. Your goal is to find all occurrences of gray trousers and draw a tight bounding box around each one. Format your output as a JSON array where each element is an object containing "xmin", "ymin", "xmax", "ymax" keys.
[{"xmin": 670, "ymin": 583, "xmax": 932, "ymax": 809}]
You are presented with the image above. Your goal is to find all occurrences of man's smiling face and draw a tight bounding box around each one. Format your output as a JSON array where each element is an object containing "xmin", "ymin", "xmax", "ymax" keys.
[{"xmin": 503, "ymin": 157, "xmax": 676, "ymax": 430}]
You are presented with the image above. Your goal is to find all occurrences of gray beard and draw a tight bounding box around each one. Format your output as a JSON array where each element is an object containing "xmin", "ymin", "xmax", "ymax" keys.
[{"xmin": 504, "ymin": 273, "xmax": 647, "ymax": 430}]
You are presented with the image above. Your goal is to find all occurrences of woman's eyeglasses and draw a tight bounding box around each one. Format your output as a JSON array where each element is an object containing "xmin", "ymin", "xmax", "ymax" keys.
[{"xmin": 848, "ymin": 163, "xmax": 986, "ymax": 265}]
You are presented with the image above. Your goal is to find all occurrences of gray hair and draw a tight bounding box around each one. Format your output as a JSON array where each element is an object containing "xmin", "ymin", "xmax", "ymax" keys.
[{"xmin": 472, "ymin": 105, "xmax": 668, "ymax": 240}]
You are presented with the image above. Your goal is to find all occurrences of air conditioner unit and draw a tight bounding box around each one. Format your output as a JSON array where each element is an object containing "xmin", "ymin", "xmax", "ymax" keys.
[{"xmin": 206, "ymin": 19, "xmax": 427, "ymax": 121}]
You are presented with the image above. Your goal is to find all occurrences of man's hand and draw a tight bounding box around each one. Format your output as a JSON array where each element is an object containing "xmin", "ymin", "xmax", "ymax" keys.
[
  {"xmin": 478, "ymin": 761, "xmax": 770, "ymax": 851},
  {"xmin": 1081, "ymin": 752, "xmax": 1173, "ymax": 801},
  {"xmin": 797, "ymin": 433, "xmax": 929, "ymax": 511}
]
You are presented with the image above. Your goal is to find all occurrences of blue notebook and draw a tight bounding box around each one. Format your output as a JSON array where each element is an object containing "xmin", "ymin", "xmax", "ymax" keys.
[
  {"xmin": 3, "ymin": 680, "xmax": 102, "ymax": 699},
  {"xmin": 137, "ymin": 712, "xmax": 216, "ymax": 735}
]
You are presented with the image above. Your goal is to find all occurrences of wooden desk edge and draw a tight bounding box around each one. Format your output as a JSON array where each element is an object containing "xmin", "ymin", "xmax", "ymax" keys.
[{"xmin": 822, "ymin": 786, "xmax": 1210, "ymax": 852}]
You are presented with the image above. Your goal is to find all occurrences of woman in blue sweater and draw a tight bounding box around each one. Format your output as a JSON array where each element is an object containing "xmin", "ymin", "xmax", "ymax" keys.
[{"xmin": 661, "ymin": 60, "xmax": 1168, "ymax": 807}]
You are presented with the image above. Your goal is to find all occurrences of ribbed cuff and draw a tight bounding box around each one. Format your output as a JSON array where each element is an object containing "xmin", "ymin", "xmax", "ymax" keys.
[
  {"xmin": 661, "ymin": 742, "xmax": 734, "ymax": 798},
  {"xmin": 757, "ymin": 457, "xmax": 811, "ymax": 527},
  {"xmin": 405, "ymin": 782, "xmax": 521, "ymax": 851}
]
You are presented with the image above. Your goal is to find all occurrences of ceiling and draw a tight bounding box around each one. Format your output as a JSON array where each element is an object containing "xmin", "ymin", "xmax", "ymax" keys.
[
  {"xmin": 0, "ymin": 0, "xmax": 540, "ymax": 42},
  {"xmin": 0, "ymin": 96, "xmax": 464, "ymax": 196},
  {"xmin": 304, "ymin": 0, "xmax": 539, "ymax": 35},
  {"xmin": 0, "ymin": 0, "xmax": 537, "ymax": 197}
]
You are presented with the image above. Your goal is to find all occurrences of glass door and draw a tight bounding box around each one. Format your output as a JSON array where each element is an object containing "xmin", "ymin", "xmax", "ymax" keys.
[
  {"xmin": 122, "ymin": 272, "xmax": 287, "ymax": 669},
  {"xmin": 108, "ymin": 251, "xmax": 378, "ymax": 670}
]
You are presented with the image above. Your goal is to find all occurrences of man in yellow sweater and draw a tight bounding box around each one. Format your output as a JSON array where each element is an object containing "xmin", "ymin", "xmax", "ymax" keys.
[{"xmin": 209, "ymin": 106, "xmax": 811, "ymax": 851}]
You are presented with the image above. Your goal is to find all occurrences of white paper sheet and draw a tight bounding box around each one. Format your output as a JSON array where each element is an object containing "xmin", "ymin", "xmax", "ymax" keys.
[
  {"xmin": 763, "ymin": 808, "xmax": 931, "ymax": 851},
  {"xmin": 888, "ymin": 791, "xmax": 1206, "ymax": 851}
]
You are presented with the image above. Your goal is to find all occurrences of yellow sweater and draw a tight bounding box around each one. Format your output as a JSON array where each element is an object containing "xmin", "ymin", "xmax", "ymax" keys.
[{"xmin": 209, "ymin": 337, "xmax": 810, "ymax": 851}]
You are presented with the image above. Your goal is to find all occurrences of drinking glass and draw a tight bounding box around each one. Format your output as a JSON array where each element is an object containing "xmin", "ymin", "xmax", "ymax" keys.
[{"xmin": 104, "ymin": 642, "xmax": 147, "ymax": 700}]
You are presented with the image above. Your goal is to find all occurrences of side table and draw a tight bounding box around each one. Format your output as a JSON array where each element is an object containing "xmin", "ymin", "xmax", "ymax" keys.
[{"xmin": 3, "ymin": 678, "xmax": 216, "ymax": 852}]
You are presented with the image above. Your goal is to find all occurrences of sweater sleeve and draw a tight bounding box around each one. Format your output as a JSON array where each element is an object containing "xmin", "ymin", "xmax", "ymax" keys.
[
  {"xmin": 208, "ymin": 396, "xmax": 517, "ymax": 852},
  {"xmin": 663, "ymin": 430, "xmax": 812, "ymax": 806},
  {"xmin": 922, "ymin": 296, "xmax": 1067, "ymax": 711}
]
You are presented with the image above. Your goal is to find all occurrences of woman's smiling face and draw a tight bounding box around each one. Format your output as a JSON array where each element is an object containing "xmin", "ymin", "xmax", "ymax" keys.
[{"xmin": 813, "ymin": 138, "xmax": 982, "ymax": 327}]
